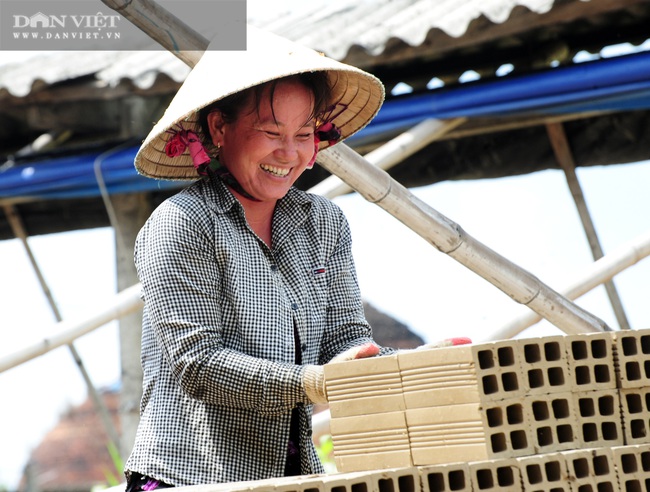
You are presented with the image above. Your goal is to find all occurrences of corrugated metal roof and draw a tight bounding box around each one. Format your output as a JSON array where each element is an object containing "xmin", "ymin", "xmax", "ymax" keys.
[
  {"xmin": 0, "ymin": 0, "xmax": 572, "ymax": 99},
  {"xmin": 258, "ymin": 0, "xmax": 557, "ymax": 60}
]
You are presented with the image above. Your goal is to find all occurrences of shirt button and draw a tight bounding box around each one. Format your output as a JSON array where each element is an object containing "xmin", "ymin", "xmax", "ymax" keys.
[
  {"xmin": 291, "ymin": 303, "xmax": 299, "ymax": 310},
  {"xmin": 270, "ymin": 265, "xmax": 278, "ymax": 272},
  {"xmin": 301, "ymin": 343, "xmax": 307, "ymax": 351}
]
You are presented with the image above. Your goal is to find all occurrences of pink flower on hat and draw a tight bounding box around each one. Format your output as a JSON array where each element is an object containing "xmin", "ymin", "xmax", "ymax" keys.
[
  {"xmin": 307, "ymin": 121, "xmax": 342, "ymax": 169},
  {"xmin": 165, "ymin": 129, "xmax": 211, "ymax": 173}
]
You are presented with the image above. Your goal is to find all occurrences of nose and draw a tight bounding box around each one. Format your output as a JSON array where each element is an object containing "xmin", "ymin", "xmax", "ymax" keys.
[{"xmin": 274, "ymin": 137, "xmax": 299, "ymax": 162}]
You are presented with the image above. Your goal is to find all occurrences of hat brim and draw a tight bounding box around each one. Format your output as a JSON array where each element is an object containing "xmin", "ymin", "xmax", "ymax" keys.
[{"xmin": 135, "ymin": 26, "xmax": 385, "ymax": 181}]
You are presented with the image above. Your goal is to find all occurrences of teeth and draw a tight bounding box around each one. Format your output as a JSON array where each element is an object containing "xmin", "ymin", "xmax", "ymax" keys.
[{"xmin": 260, "ymin": 164, "xmax": 290, "ymax": 177}]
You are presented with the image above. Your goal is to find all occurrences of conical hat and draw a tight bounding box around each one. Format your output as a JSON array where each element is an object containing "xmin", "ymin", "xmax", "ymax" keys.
[{"xmin": 135, "ymin": 25, "xmax": 385, "ymax": 180}]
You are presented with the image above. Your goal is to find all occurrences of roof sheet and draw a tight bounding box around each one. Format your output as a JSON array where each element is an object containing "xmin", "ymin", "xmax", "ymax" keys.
[{"xmin": 0, "ymin": 0, "xmax": 571, "ymax": 99}]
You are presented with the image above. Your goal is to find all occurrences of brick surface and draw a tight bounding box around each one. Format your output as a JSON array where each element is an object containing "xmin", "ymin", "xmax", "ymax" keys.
[
  {"xmin": 612, "ymin": 444, "xmax": 650, "ymax": 492},
  {"xmin": 524, "ymin": 392, "xmax": 579, "ymax": 454},
  {"xmin": 330, "ymin": 411, "xmax": 411, "ymax": 473},
  {"xmin": 369, "ymin": 467, "xmax": 420, "ymax": 492},
  {"xmin": 406, "ymin": 404, "xmax": 487, "ymax": 465},
  {"xmin": 468, "ymin": 458, "xmax": 521, "ymax": 492},
  {"xmin": 562, "ymin": 447, "xmax": 617, "ymax": 492},
  {"xmin": 517, "ymin": 336, "xmax": 571, "ymax": 395},
  {"xmin": 516, "ymin": 452, "xmax": 570, "ymax": 492},
  {"xmin": 573, "ymin": 390, "xmax": 623, "ymax": 448},
  {"xmin": 472, "ymin": 341, "xmax": 525, "ymax": 402},
  {"xmin": 418, "ymin": 463, "xmax": 471, "ymax": 492},
  {"xmin": 614, "ymin": 328, "xmax": 650, "ymax": 389},
  {"xmin": 325, "ymin": 355, "xmax": 404, "ymax": 418},
  {"xmin": 398, "ymin": 345, "xmax": 478, "ymax": 409},
  {"xmin": 481, "ymin": 398, "xmax": 535, "ymax": 459},
  {"xmin": 619, "ymin": 387, "xmax": 650, "ymax": 445},
  {"xmin": 566, "ymin": 332, "xmax": 616, "ymax": 391}
]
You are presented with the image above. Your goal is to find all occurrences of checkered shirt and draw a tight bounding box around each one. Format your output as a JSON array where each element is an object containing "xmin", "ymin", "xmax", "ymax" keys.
[{"xmin": 124, "ymin": 175, "xmax": 387, "ymax": 486}]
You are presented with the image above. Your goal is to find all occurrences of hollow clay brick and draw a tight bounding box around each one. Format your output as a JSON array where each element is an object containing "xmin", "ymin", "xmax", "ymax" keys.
[
  {"xmin": 324, "ymin": 354, "xmax": 404, "ymax": 418},
  {"xmin": 418, "ymin": 462, "xmax": 471, "ymax": 492},
  {"xmin": 398, "ymin": 345, "xmax": 479, "ymax": 409},
  {"xmin": 517, "ymin": 336, "xmax": 571, "ymax": 395},
  {"xmin": 516, "ymin": 452, "xmax": 570, "ymax": 492}
]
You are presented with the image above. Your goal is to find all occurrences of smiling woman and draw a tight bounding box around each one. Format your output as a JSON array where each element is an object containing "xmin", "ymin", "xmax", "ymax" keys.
[{"xmin": 123, "ymin": 25, "xmax": 391, "ymax": 488}]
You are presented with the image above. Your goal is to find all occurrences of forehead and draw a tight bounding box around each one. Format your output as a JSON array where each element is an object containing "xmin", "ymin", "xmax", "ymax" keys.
[{"xmin": 242, "ymin": 80, "xmax": 315, "ymax": 123}]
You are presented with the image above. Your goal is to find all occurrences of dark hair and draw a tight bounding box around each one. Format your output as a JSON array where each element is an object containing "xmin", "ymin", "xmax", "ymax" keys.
[{"xmin": 197, "ymin": 72, "xmax": 332, "ymax": 153}]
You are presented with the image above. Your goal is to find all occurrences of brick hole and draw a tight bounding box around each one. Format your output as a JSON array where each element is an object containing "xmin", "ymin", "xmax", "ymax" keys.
[
  {"xmin": 426, "ymin": 473, "xmax": 444, "ymax": 492},
  {"xmin": 526, "ymin": 464, "xmax": 542, "ymax": 484},
  {"xmin": 398, "ymin": 475, "xmax": 415, "ymax": 492},
  {"xmin": 507, "ymin": 403, "xmax": 524, "ymax": 424},
  {"xmin": 305, "ymin": 488, "xmax": 320, "ymax": 492},
  {"xmin": 626, "ymin": 362, "xmax": 641, "ymax": 381},
  {"xmin": 582, "ymin": 422, "xmax": 598, "ymax": 442},
  {"xmin": 490, "ymin": 433, "xmax": 506, "ymax": 453},
  {"xmin": 528, "ymin": 369, "xmax": 544, "ymax": 388},
  {"xmin": 644, "ymin": 360, "xmax": 650, "ymax": 379},
  {"xmin": 641, "ymin": 451, "xmax": 650, "ymax": 471},
  {"xmin": 573, "ymin": 458, "xmax": 589, "ymax": 478},
  {"xmin": 536, "ymin": 426, "xmax": 553, "ymax": 446},
  {"xmin": 594, "ymin": 365, "xmax": 611, "ymax": 383},
  {"xmin": 598, "ymin": 395, "xmax": 615, "ymax": 416},
  {"xmin": 501, "ymin": 372, "xmax": 519, "ymax": 392},
  {"xmin": 333, "ymin": 487, "xmax": 348, "ymax": 492},
  {"xmin": 496, "ymin": 466, "xmax": 514, "ymax": 487},
  {"xmin": 645, "ymin": 393, "xmax": 650, "ymax": 411},
  {"xmin": 620, "ymin": 453, "xmax": 638, "ymax": 473},
  {"xmin": 511, "ymin": 429, "xmax": 528, "ymax": 450},
  {"xmin": 545, "ymin": 342, "xmax": 562, "ymax": 361},
  {"xmin": 621, "ymin": 481, "xmax": 642, "ymax": 492},
  {"xmin": 475, "ymin": 469, "xmax": 494, "ymax": 490},
  {"xmin": 497, "ymin": 346, "xmax": 515, "ymax": 366},
  {"xmin": 631, "ymin": 419, "xmax": 647, "ymax": 438},
  {"xmin": 552, "ymin": 398, "xmax": 570, "ymax": 419},
  {"xmin": 572, "ymin": 340, "xmax": 588, "ymax": 360},
  {"xmin": 593, "ymin": 455, "xmax": 610, "ymax": 476},
  {"xmin": 600, "ymin": 422, "xmax": 618, "ymax": 441},
  {"xmin": 524, "ymin": 344, "xmax": 541, "ymax": 363},
  {"xmin": 626, "ymin": 393, "xmax": 642, "ymax": 413},
  {"xmin": 557, "ymin": 424, "xmax": 574, "ymax": 443},
  {"xmin": 575, "ymin": 366, "xmax": 591, "ymax": 385},
  {"xmin": 641, "ymin": 335, "xmax": 650, "ymax": 354},
  {"xmin": 548, "ymin": 367, "xmax": 565, "ymax": 386},
  {"xmin": 596, "ymin": 484, "xmax": 614, "ymax": 492},
  {"xmin": 477, "ymin": 350, "xmax": 494, "ymax": 369},
  {"xmin": 448, "ymin": 470, "xmax": 466, "ymax": 491},
  {"xmin": 532, "ymin": 401, "xmax": 550, "ymax": 421},
  {"xmin": 591, "ymin": 339, "xmax": 607, "ymax": 358},
  {"xmin": 378, "ymin": 478, "xmax": 395, "ymax": 492},
  {"xmin": 545, "ymin": 461, "xmax": 561, "ymax": 481},
  {"xmin": 621, "ymin": 336, "xmax": 638, "ymax": 356},
  {"xmin": 579, "ymin": 398, "xmax": 595, "ymax": 417},
  {"xmin": 486, "ymin": 407, "xmax": 503, "ymax": 427},
  {"xmin": 351, "ymin": 485, "xmax": 368, "ymax": 492},
  {"xmin": 482, "ymin": 375, "xmax": 499, "ymax": 395}
]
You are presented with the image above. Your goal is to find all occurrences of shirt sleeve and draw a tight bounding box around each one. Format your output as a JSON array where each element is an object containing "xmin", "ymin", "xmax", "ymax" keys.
[{"xmin": 136, "ymin": 197, "xmax": 303, "ymax": 415}]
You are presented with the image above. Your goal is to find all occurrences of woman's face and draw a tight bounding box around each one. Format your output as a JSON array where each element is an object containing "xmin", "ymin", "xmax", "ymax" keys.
[{"xmin": 208, "ymin": 79, "xmax": 317, "ymax": 203}]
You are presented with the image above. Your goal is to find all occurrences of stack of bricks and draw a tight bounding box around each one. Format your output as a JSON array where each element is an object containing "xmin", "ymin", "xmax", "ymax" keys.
[{"xmin": 320, "ymin": 328, "xmax": 650, "ymax": 492}]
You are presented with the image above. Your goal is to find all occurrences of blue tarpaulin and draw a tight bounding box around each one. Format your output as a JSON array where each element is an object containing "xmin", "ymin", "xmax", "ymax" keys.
[{"xmin": 2, "ymin": 51, "xmax": 650, "ymax": 201}]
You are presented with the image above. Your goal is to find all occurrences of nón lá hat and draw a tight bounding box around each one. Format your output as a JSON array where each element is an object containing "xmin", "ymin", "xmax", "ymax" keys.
[{"xmin": 135, "ymin": 25, "xmax": 385, "ymax": 180}]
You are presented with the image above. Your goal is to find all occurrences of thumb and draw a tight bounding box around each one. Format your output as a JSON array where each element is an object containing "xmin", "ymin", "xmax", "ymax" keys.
[{"xmin": 331, "ymin": 342, "xmax": 380, "ymax": 363}]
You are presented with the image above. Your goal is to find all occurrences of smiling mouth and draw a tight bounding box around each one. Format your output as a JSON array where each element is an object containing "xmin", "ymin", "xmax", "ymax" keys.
[{"xmin": 260, "ymin": 163, "xmax": 290, "ymax": 177}]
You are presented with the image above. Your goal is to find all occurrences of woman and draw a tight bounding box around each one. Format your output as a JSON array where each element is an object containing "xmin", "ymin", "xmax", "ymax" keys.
[{"xmin": 124, "ymin": 27, "xmax": 390, "ymax": 489}]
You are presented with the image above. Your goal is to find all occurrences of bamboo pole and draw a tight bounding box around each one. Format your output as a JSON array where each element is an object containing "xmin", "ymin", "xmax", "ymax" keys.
[
  {"xmin": 0, "ymin": 284, "xmax": 143, "ymax": 374},
  {"xmin": 309, "ymin": 117, "xmax": 466, "ymax": 199},
  {"xmin": 489, "ymin": 228, "xmax": 650, "ymax": 341},
  {"xmin": 2, "ymin": 204, "xmax": 123, "ymax": 457},
  {"xmin": 100, "ymin": 0, "xmax": 610, "ymax": 335},
  {"xmin": 546, "ymin": 122, "xmax": 630, "ymax": 330}
]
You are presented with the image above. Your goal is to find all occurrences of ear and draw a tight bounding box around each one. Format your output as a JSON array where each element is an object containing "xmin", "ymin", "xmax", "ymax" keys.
[{"xmin": 206, "ymin": 111, "xmax": 226, "ymax": 146}]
